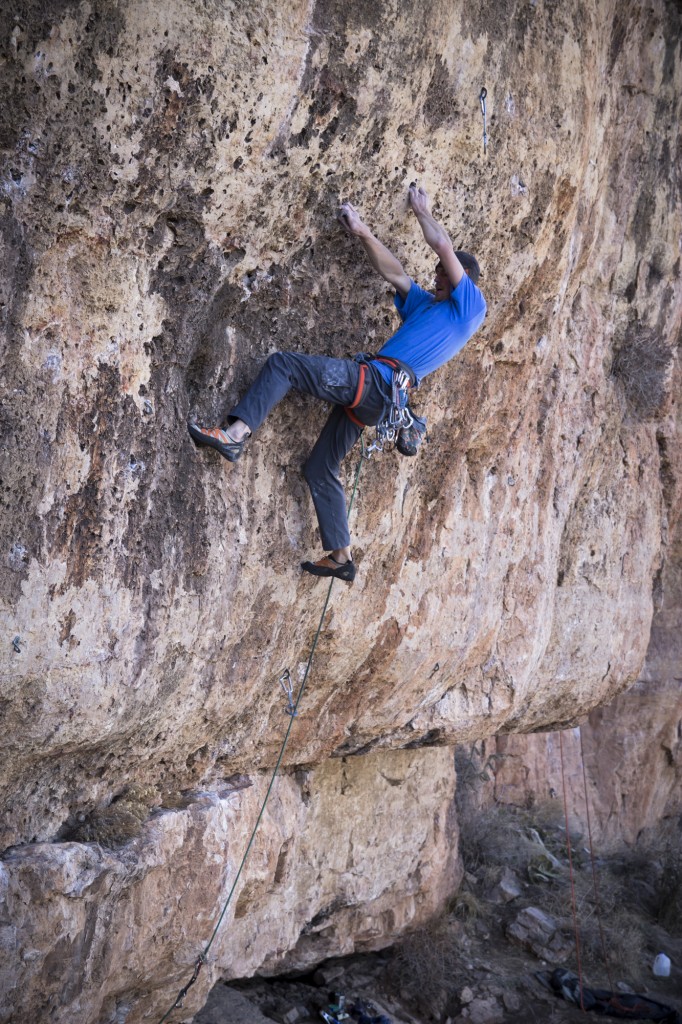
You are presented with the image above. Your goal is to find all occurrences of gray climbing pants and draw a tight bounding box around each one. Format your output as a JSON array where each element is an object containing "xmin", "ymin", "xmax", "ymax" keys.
[{"xmin": 229, "ymin": 351, "xmax": 390, "ymax": 550}]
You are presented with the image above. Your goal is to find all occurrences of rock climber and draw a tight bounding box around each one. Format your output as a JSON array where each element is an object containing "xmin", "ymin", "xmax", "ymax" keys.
[{"xmin": 188, "ymin": 183, "xmax": 487, "ymax": 583}]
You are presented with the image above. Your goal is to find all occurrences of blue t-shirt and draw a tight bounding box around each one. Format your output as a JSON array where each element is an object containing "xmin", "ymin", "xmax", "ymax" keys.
[{"xmin": 372, "ymin": 274, "xmax": 486, "ymax": 385}]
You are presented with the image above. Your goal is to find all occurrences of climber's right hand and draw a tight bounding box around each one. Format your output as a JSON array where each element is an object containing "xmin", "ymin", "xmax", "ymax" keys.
[{"xmin": 338, "ymin": 202, "xmax": 368, "ymax": 238}]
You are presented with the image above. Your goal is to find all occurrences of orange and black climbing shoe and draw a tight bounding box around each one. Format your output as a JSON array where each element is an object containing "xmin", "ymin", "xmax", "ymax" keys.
[
  {"xmin": 301, "ymin": 555, "xmax": 356, "ymax": 583},
  {"xmin": 187, "ymin": 421, "xmax": 247, "ymax": 462}
]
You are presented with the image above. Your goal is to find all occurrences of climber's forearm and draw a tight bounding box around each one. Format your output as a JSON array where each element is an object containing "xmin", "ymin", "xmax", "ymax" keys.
[
  {"xmin": 409, "ymin": 183, "xmax": 464, "ymax": 288},
  {"xmin": 414, "ymin": 209, "xmax": 452, "ymax": 257},
  {"xmin": 338, "ymin": 201, "xmax": 411, "ymax": 297},
  {"xmin": 358, "ymin": 231, "xmax": 411, "ymax": 295}
]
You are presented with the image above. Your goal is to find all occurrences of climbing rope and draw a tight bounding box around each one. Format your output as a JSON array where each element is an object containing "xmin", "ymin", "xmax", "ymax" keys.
[
  {"xmin": 157, "ymin": 441, "xmax": 366, "ymax": 1023},
  {"xmin": 579, "ymin": 726, "xmax": 615, "ymax": 992},
  {"xmin": 560, "ymin": 728, "xmax": 638, "ymax": 1016},
  {"xmin": 558, "ymin": 730, "xmax": 586, "ymax": 1012}
]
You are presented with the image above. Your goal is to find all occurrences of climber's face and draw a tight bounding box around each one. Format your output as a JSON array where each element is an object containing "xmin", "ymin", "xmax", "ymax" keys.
[
  {"xmin": 434, "ymin": 260, "xmax": 471, "ymax": 300},
  {"xmin": 434, "ymin": 262, "xmax": 450, "ymax": 301}
]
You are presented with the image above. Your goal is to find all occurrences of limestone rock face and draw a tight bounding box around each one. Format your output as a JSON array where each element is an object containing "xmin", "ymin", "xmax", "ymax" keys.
[
  {"xmin": 489, "ymin": 676, "xmax": 682, "ymax": 848},
  {"xmin": 473, "ymin": 354, "xmax": 682, "ymax": 847},
  {"xmin": 1, "ymin": 747, "xmax": 457, "ymax": 1023},
  {"xmin": 0, "ymin": 0, "xmax": 680, "ymax": 1021}
]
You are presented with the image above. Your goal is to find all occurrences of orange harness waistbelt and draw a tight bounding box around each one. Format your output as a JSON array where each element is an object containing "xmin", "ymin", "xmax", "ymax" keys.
[{"xmin": 347, "ymin": 362, "xmax": 367, "ymax": 410}]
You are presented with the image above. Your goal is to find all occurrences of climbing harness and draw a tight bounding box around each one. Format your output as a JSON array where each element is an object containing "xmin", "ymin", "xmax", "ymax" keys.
[
  {"xmin": 157, "ymin": 442, "xmax": 366, "ymax": 1024},
  {"xmin": 279, "ymin": 669, "xmax": 298, "ymax": 718},
  {"xmin": 479, "ymin": 87, "xmax": 488, "ymax": 155},
  {"xmin": 346, "ymin": 356, "xmax": 418, "ymax": 457}
]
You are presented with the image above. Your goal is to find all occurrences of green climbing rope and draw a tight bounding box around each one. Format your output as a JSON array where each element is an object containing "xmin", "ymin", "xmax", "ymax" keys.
[{"xmin": 158, "ymin": 441, "xmax": 366, "ymax": 1022}]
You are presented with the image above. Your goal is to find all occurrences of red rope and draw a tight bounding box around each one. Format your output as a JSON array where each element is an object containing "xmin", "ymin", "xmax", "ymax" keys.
[
  {"xmin": 559, "ymin": 730, "xmax": 586, "ymax": 1012},
  {"xmin": 579, "ymin": 725, "xmax": 615, "ymax": 991}
]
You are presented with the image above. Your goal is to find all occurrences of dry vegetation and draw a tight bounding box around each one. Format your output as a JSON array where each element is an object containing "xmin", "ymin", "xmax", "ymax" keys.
[
  {"xmin": 390, "ymin": 798, "xmax": 682, "ymax": 1020},
  {"xmin": 610, "ymin": 324, "xmax": 674, "ymax": 419}
]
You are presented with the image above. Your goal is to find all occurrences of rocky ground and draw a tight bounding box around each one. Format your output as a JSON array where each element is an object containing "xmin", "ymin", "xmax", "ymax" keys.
[{"xmin": 194, "ymin": 803, "xmax": 682, "ymax": 1024}]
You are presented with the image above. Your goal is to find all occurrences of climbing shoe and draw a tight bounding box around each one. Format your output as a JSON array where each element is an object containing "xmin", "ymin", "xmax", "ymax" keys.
[
  {"xmin": 187, "ymin": 421, "xmax": 247, "ymax": 462},
  {"xmin": 301, "ymin": 555, "xmax": 357, "ymax": 583}
]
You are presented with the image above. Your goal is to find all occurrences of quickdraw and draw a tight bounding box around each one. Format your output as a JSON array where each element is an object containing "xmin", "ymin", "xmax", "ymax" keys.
[
  {"xmin": 172, "ymin": 955, "xmax": 205, "ymax": 1010},
  {"xmin": 278, "ymin": 669, "xmax": 298, "ymax": 718},
  {"xmin": 479, "ymin": 87, "xmax": 488, "ymax": 155}
]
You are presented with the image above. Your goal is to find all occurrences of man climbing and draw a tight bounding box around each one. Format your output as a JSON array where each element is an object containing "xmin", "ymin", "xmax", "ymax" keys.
[{"xmin": 188, "ymin": 184, "xmax": 486, "ymax": 583}]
